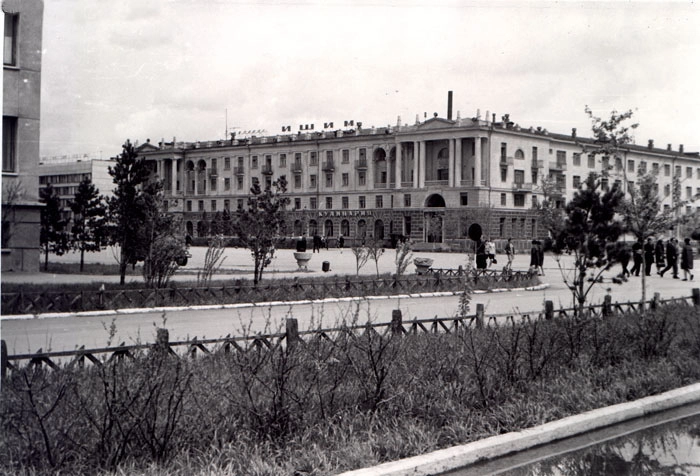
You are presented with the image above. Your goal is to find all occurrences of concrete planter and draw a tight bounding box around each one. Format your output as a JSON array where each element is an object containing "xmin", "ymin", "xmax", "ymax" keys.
[
  {"xmin": 293, "ymin": 252, "xmax": 312, "ymax": 270},
  {"xmin": 414, "ymin": 257, "xmax": 434, "ymax": 275}
]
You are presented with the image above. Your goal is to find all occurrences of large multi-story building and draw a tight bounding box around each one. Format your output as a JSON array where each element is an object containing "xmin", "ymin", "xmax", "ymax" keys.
[
  {"xmin": 2, "ymin": 0, "xmax": 43, "ymax": 271},
  {"xmin": 137, "ymin": 101, "xmax": 700, "ymax": 249}
]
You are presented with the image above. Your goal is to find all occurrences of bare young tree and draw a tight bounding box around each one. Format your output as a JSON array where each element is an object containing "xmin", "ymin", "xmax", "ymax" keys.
[
  {"xmin": 351, "ymin": 242, "xmax": 370, "ymax": 276},
  {"xmin": 366, "ymin": 238, "xmax": 385, "ymax": 276},
  {"xmin": 197, "ymin": 234, "xmax": 227, "ymax": 286}
]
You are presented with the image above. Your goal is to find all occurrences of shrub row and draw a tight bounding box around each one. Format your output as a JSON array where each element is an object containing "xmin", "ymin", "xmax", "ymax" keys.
[{"xmin": 2, "ymin": 304, "xmax": 700, "ymax": 475}]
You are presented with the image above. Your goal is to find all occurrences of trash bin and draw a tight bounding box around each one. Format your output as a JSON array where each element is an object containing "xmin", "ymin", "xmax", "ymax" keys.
[{"xmin": 322, "ymin": 261, "xmax": 330, "ymax": 272}]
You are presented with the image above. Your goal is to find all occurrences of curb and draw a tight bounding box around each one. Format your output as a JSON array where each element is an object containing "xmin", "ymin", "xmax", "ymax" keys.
[
  {"xmin": 337, "ymin": 382, "xmax": 700, "ymax": 476},
  {"xmin": 0, "ymin": 283, "xmax": 550, "ymax": 321}
]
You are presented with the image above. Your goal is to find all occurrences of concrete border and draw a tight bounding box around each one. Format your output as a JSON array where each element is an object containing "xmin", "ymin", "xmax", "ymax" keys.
[
  {"xmin": 0, "ymin": 283, "xmax": 550, "ymax": 321},
  {"xmin": 337, "ymin": 382, "xmax": 700, "ymax": 476}
]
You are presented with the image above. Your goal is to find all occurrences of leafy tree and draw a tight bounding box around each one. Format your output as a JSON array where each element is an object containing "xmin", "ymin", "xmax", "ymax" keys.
[
  {"xmin": 69, "ymin": 177, "xmax": 108, "ymax": 272},
  {"xmin": 106, "ymin": 140, "xmax": 153, "ymax": 284},
  {"xmin": 551, "ymin": 172, "xmax": 624, "ymax": 315},
  {"xmin": 235, "ymin": 177, "xmax": 290, "ymax": 285},
  {"xmin": 39, "ymin": 184, "xmax": 69, "ymax": 271},
  {"xmin": 535, "ymin": 174, "xmax": 567, "ymax": 239},
  {"xmin": 139, "ymin": 181, "xmax": 189, "ymax": 288}
]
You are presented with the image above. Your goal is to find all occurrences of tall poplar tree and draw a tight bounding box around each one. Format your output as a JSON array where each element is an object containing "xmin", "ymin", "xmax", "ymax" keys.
[{"xmin": 69, "ymin": 177, "xmax": 108, "ymax": 271}]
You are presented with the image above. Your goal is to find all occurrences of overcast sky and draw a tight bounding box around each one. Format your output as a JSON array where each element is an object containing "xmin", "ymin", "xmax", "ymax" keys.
[{"xmin": 39, "ymin": 0, "xmax": 700, "ymax": 159}]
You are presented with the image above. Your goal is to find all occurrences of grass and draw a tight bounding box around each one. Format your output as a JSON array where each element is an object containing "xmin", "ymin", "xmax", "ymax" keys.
[{"xmin": 2, "ymin": 303, "xmax": 700, "ymax": 475}]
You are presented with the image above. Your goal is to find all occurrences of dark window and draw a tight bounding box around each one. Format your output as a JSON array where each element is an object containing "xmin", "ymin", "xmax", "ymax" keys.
[
  {"xmin": 2, "ymin": 116, "xmax": 17, "ymax": 172},
  {"xmin": 4, "ymin": 13, "xmax": 18, "ymax": 66}
]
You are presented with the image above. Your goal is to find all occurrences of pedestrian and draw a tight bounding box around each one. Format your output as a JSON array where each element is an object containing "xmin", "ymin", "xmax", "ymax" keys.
[
  {"xmin": 324, "ymin": 234, "xmax": 329, "ymax": 250},
  {"xmin": 505, "ymin": 237, "xmax": 515, "ymax": 271},
  {"xmin": 681, "ymin": 238, "xmax": 694, "ymax": 281},
  {"xmin": 659, "ymin": 238, "xmax": 679, "ymax": 279},
  {"xmin": 338, "ymin": 234, "xmax": 344, "ymax": 249},
  {"xmin": 476, "ymin": 239, "xmax": 488, "ymax": 270},
  {"xmin": 630, "ymin": 239, "xmax": 643, "ymax": 276},
  {"xmin": 529, "ymin": 239, "xmax": 539, "ymax": 275},
  {"xmin": 655, "ymin": 238, "xmax": 666, "ymax": 273},
  {"xmin": 485, "ymin": 237, "xmax": 496, "ymax": 267},
  {"xmin": 643, "ymin": 237, "xmax": 655, "ymax": 277},
  {"xmin": 312, "ymin": 233, "xmax": 321, "ymax": 253},
  {"xmin": 537, "ymin": 240, "xmax": 545, "ymax": 276},
  {"xmin": 616, "ymin": 242, "xmax": 631, "ymax": 278},
  {"xmin": 296, "ymin": 234, "xmax": 307, "ymax": 252}
]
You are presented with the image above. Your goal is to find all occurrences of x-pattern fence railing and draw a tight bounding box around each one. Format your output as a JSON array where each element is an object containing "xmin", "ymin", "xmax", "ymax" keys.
[
  {"xmin": 3, "ymin": 291, "xmax": 698, "ymax": 376},
  {"xmin": 1, "ymin": 269, "xmax": 534, "ymax": 316}
]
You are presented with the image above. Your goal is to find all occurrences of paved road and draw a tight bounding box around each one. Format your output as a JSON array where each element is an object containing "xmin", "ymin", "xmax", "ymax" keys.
[{"xmin": 2, "ymin": 247, "xmax": 698, "ymax": 355}]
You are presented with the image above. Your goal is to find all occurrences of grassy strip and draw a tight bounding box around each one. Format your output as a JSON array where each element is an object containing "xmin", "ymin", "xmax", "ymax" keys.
[{"xmin": 2, "ymin": 303, "xmax": 700, "ymax": 475}]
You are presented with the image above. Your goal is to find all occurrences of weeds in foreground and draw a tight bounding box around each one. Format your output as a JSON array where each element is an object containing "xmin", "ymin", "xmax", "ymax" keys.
[{"xmin": 2, "ymin": 304, "xmax": 700, "ymax": 475}]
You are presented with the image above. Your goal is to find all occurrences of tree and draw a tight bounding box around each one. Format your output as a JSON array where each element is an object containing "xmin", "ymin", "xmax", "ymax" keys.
[
  {"xmin": 535, "ymin": 174, "xmax": 567, "ymax": 240},
  {"xmin": 2, "ymin": 181, "xmax": 24, "ymax": 249},
  {"xmin": 351, "ymin": 242, "xmax": 370, "ymax": 276},
  {"xmin": 39, "ymin": 184, "xmax": 69, "ymax": 271},
  {"xmin": 106, "ymin": 140, "xmax": 153, "ymax": 284},
  {"xmin": 367, "ymin": 238, "xmax": 385, "ymax": 276},
  {"xmin": 139, "ymin": 181, "xmax": 189, "ymax": 288},
  {"xmin": 551, "ymin": 172, "xmax": 624, "ymax": 315},
  {"xmin": 235, "ymin": 177, "xmax": 290, "ymax": 285},
  {"xmin": 69, "ymin": 177, "xmax": 108, "ymax": 272}
]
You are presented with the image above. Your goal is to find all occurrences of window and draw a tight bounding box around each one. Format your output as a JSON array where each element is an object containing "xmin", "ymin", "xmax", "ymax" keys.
[
  {"xmin": 342, "ymin": 173, "xmax": 349, "ymax": 186},
  {"xmin": 405, "ymin": 194, "xmax": 412, "ymax": 207},
  {"xmin": 359, "ymin": 148, "xmax": 366, "ymax": 161},
  {"xmin": 687, "ymin": 167, "xmax": 693, "ymax": 179},
  {"xmin": 342, "ymin": 149, "xmax": 349, "ymax": 163},
  {"xmin": 665, "ymin": 164, "xmax": 671, "ymax": 176},
  {"xmin": 325, "ymin": 173, "xmax": 333, "ymax": 187},
  {"xmin": 500, "ymin": 142, "xmax": 507, "ymax": 160},
  {"xmin": 224, "ymin": 157, "xmax": 231, "ymax": 170},
  {"xmin": 573, "ymin": 153, "xmax": 581, "ymax": 166},
  {"xmin": 556, "ymin": 150, "xmax": 566, "ymax": 163},
  {"xmin": 294, "ymin": 175, "xmax": 301, "ymax": 189},
  {"xmin": 376, "ymin": 195, "xmax": 383, "ymax": 208},
  {"xmin": 687, "ymin": 187, "xmax": 693, "ymax": 199},
  {"xmin": 588, "ymin": 154, "xmax": 595, "ymax": 168},
  {"xmin": 500, "ymin": 168, "xmax": 507, "ymax": 182},
  {"xmin": 211, "ymin": 200, "xmax": 217, "ymax": 211},
  {"xmin": 627, "ymin": 160, "xmax": 635, "ymax": 173},
  {"xmin": 514, "ymin": 149, "xmax": 524, "ymax": 160},
  {"xmin": 573, "ymin": 175, "xmax": 581, "ymax": 188},
  {"xmin": 310, "ymin": 151, "xmax": 318, "ymax": 166},
  {"xmin": 532, "ymin": 169, "xmax": 538, "ymax": 184},
  {"xmin": 252, "ymin": 177, "xmax": 260, "ymax": 187},
  {"xmin": 532, "ymin": 147, "xmax": 538, "ymax": 161},
  {"xmin": 251, "ymin": 156, "xmax": 258, "ymax": 168},
  {"xmin": 4, "ymin": 13, "xmax": 18, "ymax": 66},
  {"xmin": 500, "ymin": 193, "xmax": 506, "ymax": 206},
  {"xmin": 358, "ymin": 171, "xmax": 366, "ymax": 186},
  {"xmin": 326, "ymin": 150, "xmax": 333, "ymax": 162},
  {"xmin": 210, "ymin": 177, "xmax": 217, "ymax": 191},
  {"xmin": 198, "ymin": 200, "xmax": 204, "ymax": 212},
  {"xmin": 460, "ymin": 193, "xmax": 468, "ymax": 206},
  {"xmin": 326, "ymin": 197, "xmax": 333, "ymax": 209},
  {"xmin": 265, "ymin": 176, "xmax": 272, "ymax": 189},
  {"xmin": 2, "ymin": 116, "xmax": 17, "ymax": 172},
  {"xmin": 279, "ymin": 154, "xmax": 286, "ymax": 167},
  {"xmin": 342, "ymin": 196, "xmax": 349, "ymax": 209},
  {"xmin": 309, "ymin": 174, "xmax": 317, "ymax": 188},
  {"xmin": 514, "ymin": 169, "xmax": 524, "ymax": 185},
  {"xmin": 652, "ymin": 162, "xmax": 659, "ymax": 173},
  {"xmin": 675, "ymin": 165, "xmax": 681, "ymax": 177},
  {"xmin": 532, "ymin": 195, "xmax": 538, "ymax": 207},
  {"xmin": 359, "ymin": 196, "xmax": 366, "ymax": 209},
  {"xmin": 639, "ymin": 161, "xmax": 647, "ymax": 174},
  {"xmin": 224, "ymin": 178, "xmax": 231, "ymax": 191},
  {"xmin": 310, "ymin": 197, "xmax": 317, "ymax": 210},
  {"xmin": 601, "ymin": 156, "xmax": 610, "ymax": 169},
  {"xmin": 224, "ymin": 199, "xmax": 230, "ymax": 211},
  {"xmin": 697, "ymin": 168, "xmax": 700, "ymax": 179},
  {"xmin": 294, "ymin": 198, "xmax": 301, "ymax": 210},
  {"xmin": 186, "ymin": 200, "xmax": 192, "ymax": 212},
  {"xmin": 664, "ymin": 184, "xmax": 671, "ymax": 197},
  {"xmin": 237, "ymin": 199, "xmax": 244, "ymax": 210},
  {"xmin": 514, "ymin": 194, "xmax": 525, "ymax": 207},
  {"xmin": 237, "ymin": 176, "xmax": 243, "ymax": 190}
]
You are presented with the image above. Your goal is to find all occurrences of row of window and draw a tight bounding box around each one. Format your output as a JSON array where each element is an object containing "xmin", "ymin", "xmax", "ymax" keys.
[
  {"xmin": 39, "ymin": 173, "xmax": 92, "ymax": 185},
  {"xmin": 188, "ymin": 148, "xmax": 365, "ymax": 171}
]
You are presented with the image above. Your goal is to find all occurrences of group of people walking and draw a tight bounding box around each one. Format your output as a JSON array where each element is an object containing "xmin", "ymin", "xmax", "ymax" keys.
[{"xmin": 624, "ymin": 237, "xmax": 695, "ymax": 281}]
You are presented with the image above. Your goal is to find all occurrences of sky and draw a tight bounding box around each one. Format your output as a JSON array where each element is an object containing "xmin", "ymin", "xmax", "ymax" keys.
[{"xmin": 39, "ymin": 0, "xmax": 700, "ymax": 160}]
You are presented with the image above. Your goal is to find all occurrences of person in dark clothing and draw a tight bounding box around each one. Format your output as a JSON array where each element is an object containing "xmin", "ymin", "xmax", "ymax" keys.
[
  {"xmin": 655, "ymin": 239, "xmax": 666, "ymax": 273},
  {"xmin": 643, "ymin": 237, "xmax": 655, "ymax": 276},
  {"xmin": 630, "ymin": 239, "xmax": 643, "ymax": 276},
  {"xmin": 529, "ymin": 240, "xmax": 540, "ymax": 275},
  {"xmin": 296, "ymin": 235, "xmax": 307, "ymax": 252},
  {"xmin": 312, "ymin": 234, "xmax": 322, "ymax": 253},
  {"xmin": 659, "ymin": 238, "xmax": 679, "ymax": 278},
  {"xmin": 475, "ymin": 240, "xmax": 488, "ymax": 270},
  {"xmin": 338, "ymin": 235, "xmax": 344, "ymax": 249},
  {"xmin": 610, "ymin": 241, "xmax": 631, "ymax": 278},
  {"xmin": 681, "ymin": 238, "xmax": 694, "ymax": 281}
]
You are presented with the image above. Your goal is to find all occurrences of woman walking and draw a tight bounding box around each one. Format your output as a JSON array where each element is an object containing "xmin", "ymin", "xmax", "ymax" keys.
[
  {"xmin": 681, "ymin": 238, "xmax": 694, "ymax": 281},
  {"xmin": 655, "ymin": 238, "xmax": 665, "ymax": 274}
]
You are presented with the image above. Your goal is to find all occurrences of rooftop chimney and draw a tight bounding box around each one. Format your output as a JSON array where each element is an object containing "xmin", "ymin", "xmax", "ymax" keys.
[
  {"xmin": 648, "ymin": 139, "xmax": 654, "ymax": 149},
  {"xmin": 571, "ymin": 128, "xmax": 577, "ymax": 138},
  {"xmin": 680, "ymin": 144, "xmax": 684, "ymax": 153},
  {"xmin": 447, "ymin": 91, "xmax": 453, "ymax": 120},
  {"xmin": 667, "ymin": 144, "xmax": 672, "ymax": 151}
]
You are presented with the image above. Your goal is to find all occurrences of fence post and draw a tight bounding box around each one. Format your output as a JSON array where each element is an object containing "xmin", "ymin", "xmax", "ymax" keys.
[
  {"xmin": 1, "ymin": 340, "xmax": 7, "ymax": 379},
  {"xmin": 286, "ymin": 318, "xmax": 300, "ymax": 351},
  {"xmin": 602, "ymin": 294, "xmax": 612, "ymax": 317},
  {"xmin": 693, "ymin": 288, "xmax": 700, "ymax": 307},
  {"xmin": 476, "ymin": 304, "xmax": 484, "ymax": 329},
  {"xmin": 156, "ymin": 328, "xmax": 170, "ymax": 353},
  {"xmin": 390, "ymin": 309, "xmax": 403, "ymax": 337},
  {"xmin": 651, "ymin": 292, "xmax": 660, "ymax": 310},
  {"xmin": 545, "ymin": 300, "xmax": 554, "ymax": 320}
]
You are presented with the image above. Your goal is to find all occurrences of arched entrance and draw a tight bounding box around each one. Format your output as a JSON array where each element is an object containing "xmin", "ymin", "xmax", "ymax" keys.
[
  {"xmin": 294, "ymin": 219, "xmax": 303, "ymax": 236},
  {"xmin": 374, "ymin": 219, "xmax": 384, "ymax": 241},
  {"xmin": 324, "ymin": 219, "xmax": 334, "ymax": 237},
  {"xmin": 309, "ymin": 220, "xmax": 318, "ymax": 236},
  {"xmin": 424, "ymin": 193, "xmax": 445, "ymax": 243},
  {"xmin": 357, "ymin": 219, "xmax": 367, "ymax": 242}
]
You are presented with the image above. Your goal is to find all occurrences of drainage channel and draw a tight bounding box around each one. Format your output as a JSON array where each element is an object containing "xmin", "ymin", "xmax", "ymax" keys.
[{"xmin": 443, "ymin": 400, "xmax": 700, "ymax": 476}]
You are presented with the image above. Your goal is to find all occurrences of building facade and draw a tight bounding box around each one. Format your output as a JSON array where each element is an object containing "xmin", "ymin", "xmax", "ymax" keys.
[
  {"xmin": 2, "ymin": 0, "xmax": 43, "ymax": 271},
  {"xmin": 136, "ymin": 111, "xmax": 700, "ymax": 249}
]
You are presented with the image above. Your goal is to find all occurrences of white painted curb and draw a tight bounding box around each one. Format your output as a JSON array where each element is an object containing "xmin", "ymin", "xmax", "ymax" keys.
[{"xmin": 337, "ymin": 382, "xmax": 700, "ymax": 476}]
